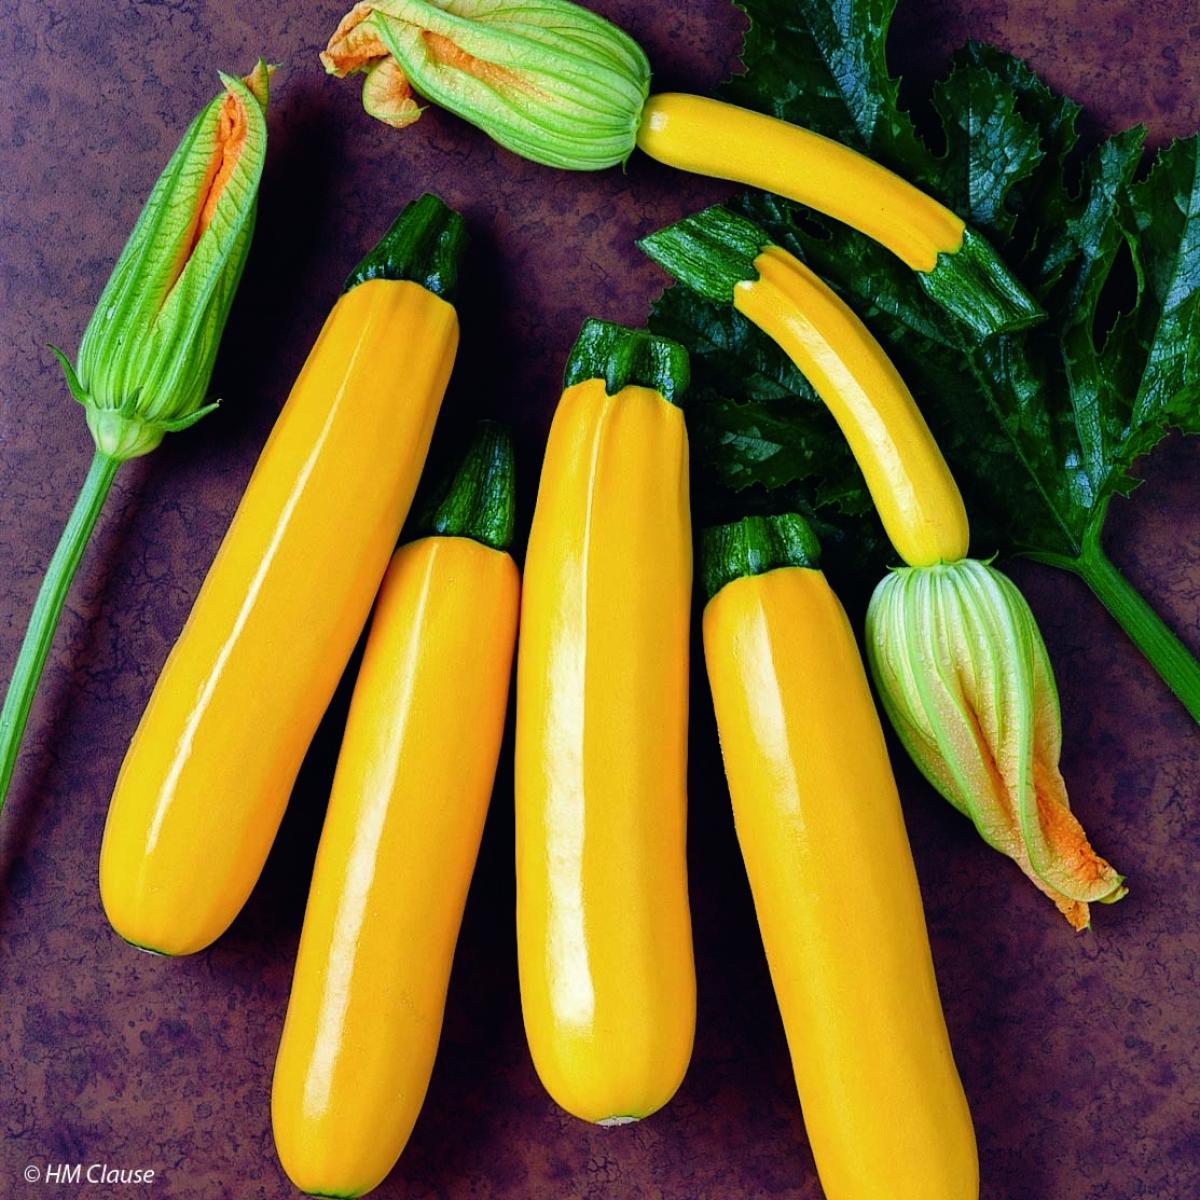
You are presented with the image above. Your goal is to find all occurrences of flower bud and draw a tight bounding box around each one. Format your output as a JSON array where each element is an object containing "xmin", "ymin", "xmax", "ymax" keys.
[
  {"xmin": 866, "ymin": 558, "xmax": 1126, "ymax": 930},
  {"xmin": 321, "ymin": 0, "xmax": 650, "ymax": 171},
  {"xmin": 53, "ymin": 63, "xmax": 272, "ymax": 461}
]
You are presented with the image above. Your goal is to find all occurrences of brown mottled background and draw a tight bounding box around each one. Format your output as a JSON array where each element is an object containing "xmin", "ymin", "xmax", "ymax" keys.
[{"xmin": 1, "ymin": 1, "xmax": 1198, "ymax": 1197}]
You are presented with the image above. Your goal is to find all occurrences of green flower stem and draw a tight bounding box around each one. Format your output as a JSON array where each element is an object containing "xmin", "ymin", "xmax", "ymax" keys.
[
  {"xmin": 1057, "ymin": 545, "xmax": 1200, "ymax": 724},
  {"xmin": 0, "ymin": 450, "xmax": 121, "ymax": 809}
]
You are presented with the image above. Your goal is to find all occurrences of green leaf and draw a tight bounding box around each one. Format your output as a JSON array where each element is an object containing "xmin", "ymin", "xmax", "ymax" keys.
[
  {"xmin": 1106, "ymin": 136, "xmax": 1200, "ymax": 473},
  {"xmin": 649, "ymin": 5, "xmax": 1200, "ymax": 590},
  {"xmin": 721, "ymin": 0, "xmax": 937, "ymax": 182},
  {"xmin": 955, "ymin": 42, "xmax": 1083, "ymax": 273},
  {"xmin": 929, "ymin": 62, "xmax": 1043, "ymax": 238}
]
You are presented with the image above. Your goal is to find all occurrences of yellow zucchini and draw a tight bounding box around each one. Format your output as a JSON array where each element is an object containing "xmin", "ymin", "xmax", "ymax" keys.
[
  {"xmin": 638, "ymin": 94, "xmax": 963, "ymax": 274},
  {"xmin": 99, "ymin": 195, "xmax": 467, "ymax": 956},
  {"xmin": 515, "ymin": 320, "xmax": 695, "ymax": 1124},
  {"xmin": 272, "ymin": 424, "xmax": 519, "ymax": 1197},
  {"xmin": 634, "ymin": 94, "xmax": 1040, "ymax": 335},
  {"xmin": 640, "ymin": 206, "xmax": 970, "ymax": 567},
  {"xmin": 701, "ymin": 514, "xmax": 978, "ymax": 1200}
]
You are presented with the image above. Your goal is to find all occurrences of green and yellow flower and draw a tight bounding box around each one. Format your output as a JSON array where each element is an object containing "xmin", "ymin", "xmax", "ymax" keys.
[
  {"xmin": 867, "ymin": 558, "xmax": 1127, "ymax": 930},
  {"xmin": 321, "ymin": 0, "xmax": 649, "ymax": 170},
  {"xmin": 54, "ymin": 62, "xmax": 272, "ymax": 460},
  {"xmin": 0, "ymin": 63, "xmax": 272, "ymax": 812}
]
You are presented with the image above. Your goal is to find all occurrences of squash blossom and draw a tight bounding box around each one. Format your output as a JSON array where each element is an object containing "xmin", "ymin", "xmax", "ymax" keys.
[
  {"xmin": 321, "ymin": 0, "xmax": 650, "ymax": 171},
  {"xmin": 0, "ymin": 63, "xmax": 272, "ymax": 811},
  {"xmin": 866, "ymin": 558, "xmax": 1127, "ymax": 931}
]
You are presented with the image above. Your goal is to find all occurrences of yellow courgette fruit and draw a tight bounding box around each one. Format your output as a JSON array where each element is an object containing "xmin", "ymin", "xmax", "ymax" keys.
[
  {"xmin": 738, "ymin": 246, "xmax": 969, "ymax": 566},
  {"xmin": 99, "ymin": 196, "xmax": 467, "ymax": 956},
  {"xmin": 702, "ymin": 514, "xmax": 978, "ymax": 1200},
  {"xmin": 515, "ymin": 321, "xmax": 695, "ymax": 1124},
  {"xmin": 273, "ymin": 424, "xmax": 519, "ymax": 1197},
  {"xmin": 639, "ymin": 207, "xmax": 970, "ymax": 567},
  {"xmin": 638, "ymin": 94, "xmax": 963, "ymax": 274}
]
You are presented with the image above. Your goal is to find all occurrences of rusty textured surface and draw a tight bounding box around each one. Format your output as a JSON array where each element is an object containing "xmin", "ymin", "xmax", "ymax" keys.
[{"xmin": 1, "ymin": 1, "xmax": 1197, "ymax": 1197}]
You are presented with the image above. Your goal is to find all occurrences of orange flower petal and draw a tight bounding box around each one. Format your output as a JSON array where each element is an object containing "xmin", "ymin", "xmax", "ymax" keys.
[
  {"xmin": 362, "ymin": 58, "xmax": 422, "ymax": 128},
  {"xmin": 321, "ymin": 3, "xmax": 389, "ymax": 76}
]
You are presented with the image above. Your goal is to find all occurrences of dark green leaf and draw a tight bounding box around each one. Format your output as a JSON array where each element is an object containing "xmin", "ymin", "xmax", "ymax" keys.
[
  {"xmin": 1106, "ymin": 136, "xmax": 1200, "ymax": 475},
  {"xmin": 930, "ymin": 62, "xmax": 1043, "ymax": 238},
  {"xmin": 722, "ymin": 0, "xmax": 937, "ymax": 182}
]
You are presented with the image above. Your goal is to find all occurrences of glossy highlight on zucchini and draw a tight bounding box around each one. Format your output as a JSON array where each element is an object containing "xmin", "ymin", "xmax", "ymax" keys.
[
  {"xmin": 272, "ymin": 424, "xmax": 520, "ymax": 1198},
  {"xmin": 99, "ymin": 195, "xmax": 466, "ymax": 957},
  {"xmin": 515, "ymin": 319, "xmax": 695, "ymax": 1125},
  {"xmin": 702, "ymin": 514, "xmax": 979, "ymax": 1200}
]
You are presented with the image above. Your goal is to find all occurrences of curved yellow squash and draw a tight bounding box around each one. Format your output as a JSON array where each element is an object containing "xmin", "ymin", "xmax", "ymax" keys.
[
  {"xmin": 736, "ymin": 246, "xmax": 969, "ymax": 566},
  {"xmin": 703, "ymin": 565, "xmax": 979, "ymax": 1200},
  {"xmin": 515, "ymin": 378, "xmax": 695, "ymax": 1124},
  {"xmin": 637, "ymin": 93, "xmax": 964, "ymax": 273},
  {"xmin": 100, "ymin": 278, "xmax": 457, "ymax": 955},
  {"xmin": 272, "ymin": 535, "xmax": 519, "ymax": 1197}
]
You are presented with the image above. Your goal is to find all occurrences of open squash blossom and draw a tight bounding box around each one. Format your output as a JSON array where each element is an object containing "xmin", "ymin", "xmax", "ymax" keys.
[
  {"xmin": 0, "ymin": 64, "xmax": 271, "ymax": 813},
  {"xmin": 321, "ymin": 0, "xmax": 650, "ymax": 170},
  {"xmin": 866, "ymin": 558, "xmax": 1127, "ymax": 931}
]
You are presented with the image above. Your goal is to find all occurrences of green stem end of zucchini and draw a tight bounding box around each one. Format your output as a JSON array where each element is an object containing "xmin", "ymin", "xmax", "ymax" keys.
[
  {"xmin": 919, "ymin": 226, "xmax": 1045, "ymax": 339},
  {"xmin": 701, "ymin": 512, "xmax": 822, "ymax": 601},
  {"xmin": 637, "ymin": 204, "xmax": 768, "ymax": 304},
  {"xmin": 564, "ymin": 318, "xmax": 691, "ymax": 407},
  {"xmin": 345, "ymin": 193, "xmax": 468, "ymax": 302},
  {"xmin": 423, "ymin": 420, "xmax": 516, "ymax": 552}
]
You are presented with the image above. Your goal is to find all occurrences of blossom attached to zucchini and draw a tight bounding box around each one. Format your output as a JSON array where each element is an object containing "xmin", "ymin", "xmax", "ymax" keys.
[
  {"xmin": 321, "ymin": 0, "xmax": 650, "ymax": 171},
  {"xmin": 319, "ymin": 0, "xmax": 1041, "ymax": 338},
  {"xmin": 867, "ymin": 559, "xmax": 1126, "ymax": 930},
  {"xmin": 640, "ymin": 205, "xmax": 1125, "ymax": 929},
  {"xmin": 0, "ymin": 63, "xmax": 272, "ymax": 813}
]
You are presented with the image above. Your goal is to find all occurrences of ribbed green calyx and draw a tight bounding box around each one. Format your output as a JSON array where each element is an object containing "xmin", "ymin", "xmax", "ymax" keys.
[
  {"xmin": 700, "ymin": 513, "xmax": 822, "ymax": 600},
  {"xmin": 321, "ymin": 0, "xmax": 651, "ymax": 172},
  {"xmin": 564, "ymin": 318, "xmax": 690, "ymax": 406},
  {"xmin": 420, "ymin": 421, "xmax": 516, "ymax": 552},
  {"xmin": 920, "ymin": 227, "xmax": 1044, "ymax": 338},
  {"xmin": 637, "ymin": 205, "xmax": 770, "ymax": 303},
  {"xmin": 58, "ymin": 63, "xmax": 272, "ymax": 462},
  {"xmin": 344, "ymin": 192, "xmax": 468, "ymax": 301}
]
